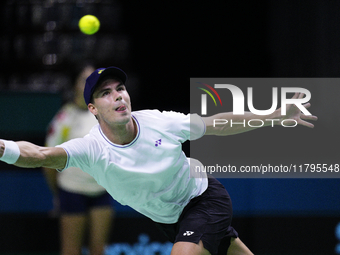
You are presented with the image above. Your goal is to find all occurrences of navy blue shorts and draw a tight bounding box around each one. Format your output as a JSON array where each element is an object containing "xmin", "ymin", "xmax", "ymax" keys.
[
  {"xmin": 155, "ymin": 176, "xmax": 238, "ymax": 255},
  {"xmin": 58, "ymin": 188, "xmax": 113, "ymax": 214}
]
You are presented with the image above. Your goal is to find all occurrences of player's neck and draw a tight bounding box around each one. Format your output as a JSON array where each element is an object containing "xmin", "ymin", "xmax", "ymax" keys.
[{"xmin": 101, "ymin": 118, "xmax": 137, "ymax": 145}]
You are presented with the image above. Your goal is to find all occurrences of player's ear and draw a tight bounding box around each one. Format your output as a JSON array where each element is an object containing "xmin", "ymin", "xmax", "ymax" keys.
[{"xmin": 88, "ymin": 103, "xmax": 98, "ymax": 116}]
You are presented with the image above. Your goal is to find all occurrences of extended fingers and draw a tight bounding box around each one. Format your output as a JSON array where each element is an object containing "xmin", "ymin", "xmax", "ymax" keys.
[
  {"xmin": 301, "ymin": 114, "xmax": 318, "ymax": 121},
  {"xmin": 292, "ymin": 92, "xmax": 306, "ymax": 99},
  {"xmin": 292, "ymin": 92, "xmax": 299, "ymax": 99},
  {"xmin": 298, "ymin": 119, "xmax": 315, "ymax": 128},
  {"xmin": 302, "ymin": 102, "xmax": 311, "ymax": 109},
  {"xmin": 300, "ymin": 103, "xmax": 317, "ymax": 121}
]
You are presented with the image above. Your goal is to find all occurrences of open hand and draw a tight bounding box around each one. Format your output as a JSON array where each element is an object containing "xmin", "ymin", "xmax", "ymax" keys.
[{"xmin": 282, "ymin": 92, "xmax": 318, "ymax": 128}]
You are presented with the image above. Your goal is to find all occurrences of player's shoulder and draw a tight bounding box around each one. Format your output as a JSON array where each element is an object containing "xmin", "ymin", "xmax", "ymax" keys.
[
  {"xmin": 132, "ymin": 109, "xmax": 161, "ymax": 121},
  {"xmin": 132, "ymin": 109, "xmax": 187, "ymax": 119},
  {"xmin": 132, "ymin": 109, "xmax": 161, "ymax": 116}
]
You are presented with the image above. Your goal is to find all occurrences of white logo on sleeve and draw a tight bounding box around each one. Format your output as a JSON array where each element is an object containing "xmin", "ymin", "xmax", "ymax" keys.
[{"xmin": 183, "ymin": 231, "xmax": 194, "ymax": 236}]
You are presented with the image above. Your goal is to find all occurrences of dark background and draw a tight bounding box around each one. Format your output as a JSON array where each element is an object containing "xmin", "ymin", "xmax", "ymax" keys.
[{"xmin": 0, "ymin": 0, "xmax": 340, "ymax": 254}]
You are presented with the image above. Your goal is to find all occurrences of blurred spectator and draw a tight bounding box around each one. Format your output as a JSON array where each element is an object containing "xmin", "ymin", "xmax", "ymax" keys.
[{"xmin": 44, "ymin": 62, "xmax": 115, "ymax": 255}]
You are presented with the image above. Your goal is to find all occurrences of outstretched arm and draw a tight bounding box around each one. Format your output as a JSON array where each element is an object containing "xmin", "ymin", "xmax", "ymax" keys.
[
  {"xmin": 0, "ymin": 140, "xmax": 67, "ymax": 169},
  {"xmin": 202, "ymin": 92, "xmax": 318, "ymax": 136}
]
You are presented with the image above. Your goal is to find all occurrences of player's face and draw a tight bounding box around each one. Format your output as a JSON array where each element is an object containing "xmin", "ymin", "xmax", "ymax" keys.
[{"xmin": 89, "ymin": 78, "xmax": 132, "ymax": 127}]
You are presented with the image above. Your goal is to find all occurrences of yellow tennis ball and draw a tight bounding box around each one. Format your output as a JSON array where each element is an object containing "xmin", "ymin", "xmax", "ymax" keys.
[{"xmin": 78, "ymin": 15, "xmax": 100, "ymax": 35}]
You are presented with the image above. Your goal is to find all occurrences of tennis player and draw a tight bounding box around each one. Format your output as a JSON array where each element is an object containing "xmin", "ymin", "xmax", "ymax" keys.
[{"xmin": 0, "ymin": 67, "xmax": 317, "ymax": 255}]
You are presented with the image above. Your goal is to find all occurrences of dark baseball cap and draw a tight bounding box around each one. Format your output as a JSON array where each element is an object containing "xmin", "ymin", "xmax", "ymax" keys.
[{"xmin": 83, "ymin": 66, "xmax": 128, "ymax": 105}]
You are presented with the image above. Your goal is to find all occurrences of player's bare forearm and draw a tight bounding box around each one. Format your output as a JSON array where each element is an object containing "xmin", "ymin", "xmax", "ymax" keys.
[
  {"xmin": 13, "ymin": 141, "xmax": 47, "ymax": 168},
  {"xmin": 203, "ymin": 109, "xmax": 282, "ymax": 136},
  {"xmin": 1, "ymin": 140, "xmax": 67, "ymax": 169}
]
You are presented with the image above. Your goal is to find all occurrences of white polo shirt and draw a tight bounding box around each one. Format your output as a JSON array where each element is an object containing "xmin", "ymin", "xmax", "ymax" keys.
[{"xmin": 57, "ymin": 110, "xmax": 207, "ymax": 223}]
